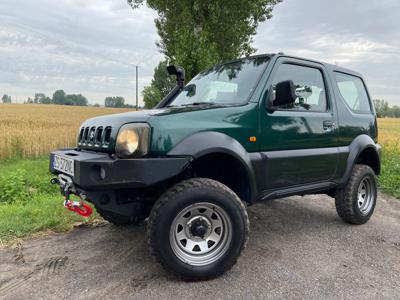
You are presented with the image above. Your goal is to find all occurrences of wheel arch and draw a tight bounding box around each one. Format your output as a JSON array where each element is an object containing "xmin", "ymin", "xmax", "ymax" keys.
[
  {"xmin": 341, "ymin": 134, "xmax": 381, "ymax": 185},
  {"xmin": 168, "ymin": 131, "xmax": 258, "ymax": 204}
]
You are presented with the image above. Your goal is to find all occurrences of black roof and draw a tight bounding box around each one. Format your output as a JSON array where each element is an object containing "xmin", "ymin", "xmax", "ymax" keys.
[{"xmin": 272, "ymin": 53, "xmax": 364, "ymax": 78}]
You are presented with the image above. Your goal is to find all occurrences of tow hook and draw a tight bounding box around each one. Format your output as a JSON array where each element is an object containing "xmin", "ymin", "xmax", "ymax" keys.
[
  {"xmin": 64, "ymin": 194, "xmax": 93, "ymax": 218},
  {"xmin": 52, "ymin": 175, "xmax": 93, "ymax": 218}
]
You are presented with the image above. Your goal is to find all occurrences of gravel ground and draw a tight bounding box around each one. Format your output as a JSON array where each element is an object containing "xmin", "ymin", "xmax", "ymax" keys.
[{"xmin": 1, "ymin": 193, "xmax": 399, "ymax": 300}]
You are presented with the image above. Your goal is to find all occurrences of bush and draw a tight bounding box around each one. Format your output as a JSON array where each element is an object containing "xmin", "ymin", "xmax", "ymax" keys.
[{"xmin": 0, "ymin": 158, "xmax": 58, "ymax": 204}]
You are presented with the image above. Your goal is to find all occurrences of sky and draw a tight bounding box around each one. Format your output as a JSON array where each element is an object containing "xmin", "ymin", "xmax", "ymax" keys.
[{"xmin": 0, "ymin": 0, "xmax": 399, "ymax": 106}]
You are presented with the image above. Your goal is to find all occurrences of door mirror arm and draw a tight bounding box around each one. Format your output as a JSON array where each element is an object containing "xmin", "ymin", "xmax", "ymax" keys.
[{"xmin": 264, "ymin": 89, "xmax": 277, "ymax": 113}]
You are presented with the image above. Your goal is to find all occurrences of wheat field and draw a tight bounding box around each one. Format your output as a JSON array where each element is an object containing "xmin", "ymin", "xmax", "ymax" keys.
[
  {"xmin": 377, "ymin": 118, "xmax": 400, "ymax": 147},
  {"xmin": 0, "ymin": 104, "xmax": 130, "ymax": 160},
  {"xmin": 0, "ymin": 103, "xmax": 399, "ymax": 160}
]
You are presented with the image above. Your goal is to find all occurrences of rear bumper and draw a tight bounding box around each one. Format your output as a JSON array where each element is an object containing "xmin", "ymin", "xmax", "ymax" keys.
[{"xmin": 50, "ymin": 149, "xmax": 192, "ymax": 189}]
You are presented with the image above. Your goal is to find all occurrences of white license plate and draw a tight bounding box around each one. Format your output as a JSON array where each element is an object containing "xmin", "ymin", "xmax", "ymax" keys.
[{"xmin": 53, "ymin": 155, "xmax": 74, "ymax": 176}]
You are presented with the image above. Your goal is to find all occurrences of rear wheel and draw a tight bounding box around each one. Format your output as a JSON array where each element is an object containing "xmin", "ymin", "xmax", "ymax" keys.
[
  {"xmin": 335, "ymin": 164, "xmax": 377, "ymax": 225},
  {"xmin": 147, "ymin": 178, "xmax": 249, "ymax": 281}
]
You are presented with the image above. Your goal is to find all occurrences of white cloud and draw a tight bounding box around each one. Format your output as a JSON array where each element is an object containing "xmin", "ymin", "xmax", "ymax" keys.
[
  {"xmin": 0, "ymin": 0, "xmax": 399, "ymax": 106},
  {"xmin": 254, "ymin": 0, "xmax": 400, "ymax": 105},
  {"xmin": 0, "ymin": 0, "xmax": 161, "ymax": 105}
]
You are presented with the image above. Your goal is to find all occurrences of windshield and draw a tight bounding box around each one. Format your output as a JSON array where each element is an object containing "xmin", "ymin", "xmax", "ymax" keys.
[{"xmin": 169, "ymin": 56, "xmax": 270, "ymax": 107}]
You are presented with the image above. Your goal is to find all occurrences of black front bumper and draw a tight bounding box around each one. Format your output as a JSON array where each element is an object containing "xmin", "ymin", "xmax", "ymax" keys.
[{"xmin": 50, "ymin": 149, "xmax": 192, "ymax": 189}]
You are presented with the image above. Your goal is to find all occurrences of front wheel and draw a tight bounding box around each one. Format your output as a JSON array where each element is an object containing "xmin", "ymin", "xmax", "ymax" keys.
[
  {"xmin": 147, "ymin": 178, "xmax": 249, "ymax": 281},
  {"xmin": 335, "ymin": 164, "xmax": 378, "ymax": 225}
]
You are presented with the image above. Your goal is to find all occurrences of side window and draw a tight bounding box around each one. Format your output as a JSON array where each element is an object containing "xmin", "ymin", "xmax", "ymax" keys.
[
  {"xmin": 334, "ymin": 72, "xmax": 371, "ymax": 113},
  {"xmin": 272, "ymin": 63, "xmax": 328, "ymax": 112}
]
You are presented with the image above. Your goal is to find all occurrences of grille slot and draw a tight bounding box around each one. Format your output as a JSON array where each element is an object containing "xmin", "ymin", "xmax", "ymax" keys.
[
  {"xmin": 95, "ymin": 127, "xmax": 103, "ymax": 145},
  {"xmin": 83, "ymin": 128, "xmax": 89, "ymax": 143},
  {"xmin": 78, "ymin": 126, "xmax": 112, "ymax": 149},
  {"xmin": 88, "ymin": 127, "xmax": 96, "ymax": 145},
  {"xmin": 103, "ymin": 127, "xmax": 112, "ymax": 146},
  {"xmin": 78, "ymin": 128, "xmax": 84, "ymax": 142}
]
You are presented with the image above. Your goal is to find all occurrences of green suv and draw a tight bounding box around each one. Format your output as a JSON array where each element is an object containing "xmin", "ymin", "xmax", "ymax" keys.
[{"xmin": 50, "ymin": 54, "xmax": 381, "ymax": 281}]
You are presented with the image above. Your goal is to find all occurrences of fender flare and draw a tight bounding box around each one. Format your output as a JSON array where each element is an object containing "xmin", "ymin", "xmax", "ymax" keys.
[
  {"xmin": 168, "ymin": 131, "xmax": 258, "ymax": 203},
  {"xmin": 340, "ymin": 134, "xmax": 381, "ymax": 185}
]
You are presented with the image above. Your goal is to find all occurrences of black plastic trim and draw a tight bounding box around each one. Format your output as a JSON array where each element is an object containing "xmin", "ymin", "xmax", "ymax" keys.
[
  {"xmin": 50, "ymin": 149, "xmax": 192, "ymax": 189},
  {"xmin": 339, "ymin": 135, "xmax": 381, "ymax": 186},
  {"xmin": 168, "ymin": 131, "xmax": 258, "ymax": 203},
  {"xmin": 258, "ymin": 181, "xmax": 337, "ymax": 201}
]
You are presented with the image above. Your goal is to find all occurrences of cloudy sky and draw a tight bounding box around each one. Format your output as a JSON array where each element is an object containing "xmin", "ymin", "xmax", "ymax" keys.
[{"xmin": 0, "ymin": 0, "xmax": 399, "ymax": 106}]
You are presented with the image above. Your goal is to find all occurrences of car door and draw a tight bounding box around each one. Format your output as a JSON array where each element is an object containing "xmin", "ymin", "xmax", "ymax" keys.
[{"xmin": 258, "ymin": 57, "xmax": 339, "ymax": 190}]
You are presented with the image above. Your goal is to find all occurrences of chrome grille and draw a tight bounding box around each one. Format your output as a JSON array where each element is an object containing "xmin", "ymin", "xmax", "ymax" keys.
[{"xmin": 78, "ymin": 126, "xmax": 112, "ymax": 148}]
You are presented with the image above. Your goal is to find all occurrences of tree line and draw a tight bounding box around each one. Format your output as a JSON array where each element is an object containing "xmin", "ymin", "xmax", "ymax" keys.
[
  {"xmin": 104, "ymin": 96, "xmax": 135, "ymax": 108},
  {"xmin": 373, "ymin": 99, "xmax": 400, "ymax": 118},
  {"xmin": 1, "ymin": 92, "xmax": 136, "ymax": 108},
  {"xmin": 24, "ymin": 90, "xmax": 88, "ymax": 106}
]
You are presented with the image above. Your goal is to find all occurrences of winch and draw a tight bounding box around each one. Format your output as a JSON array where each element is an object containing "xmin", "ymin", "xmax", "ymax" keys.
[{"xmin": 51, "ymin": 174, "xmax": 93, "ymax": 218}]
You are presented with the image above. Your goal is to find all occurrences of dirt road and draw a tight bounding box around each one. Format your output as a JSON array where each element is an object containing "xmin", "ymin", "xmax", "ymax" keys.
[{"xmin": 1, "ymin": 193, "xmax": 399, "ymax": 299}]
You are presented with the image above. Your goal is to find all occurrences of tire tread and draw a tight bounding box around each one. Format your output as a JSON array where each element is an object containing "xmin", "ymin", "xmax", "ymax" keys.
[
  {"xmin": 147, "ymin": 178, "xmax": 249, "ymax": 281},
  {"xmin": 335, "ymin": 164, "xmax": 376, "ymax": 225}
]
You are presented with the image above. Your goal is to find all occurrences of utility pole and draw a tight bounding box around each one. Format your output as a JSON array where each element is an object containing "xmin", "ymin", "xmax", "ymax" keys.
[{"xmin": 135, "ymin": 65, "xmax": 139, "ymax": 111}]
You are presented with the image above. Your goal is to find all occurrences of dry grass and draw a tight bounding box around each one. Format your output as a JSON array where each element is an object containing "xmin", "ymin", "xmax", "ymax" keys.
[
  {"xmin": 377, "ymin": 118, "xmax": 400, "ymax": 147},
  {"xmin": 0, "ymin": 104, "xmax": 130, "ymax": 160}
]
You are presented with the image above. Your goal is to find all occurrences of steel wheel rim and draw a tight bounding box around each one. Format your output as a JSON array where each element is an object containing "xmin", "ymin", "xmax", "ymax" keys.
[
  {"xmin": 357, "ymin": 177, "xmax": 375, "ymax": 215},
  {"xmin": 169, "ymin": 202, "xmax": 232, "ymax": 266}
]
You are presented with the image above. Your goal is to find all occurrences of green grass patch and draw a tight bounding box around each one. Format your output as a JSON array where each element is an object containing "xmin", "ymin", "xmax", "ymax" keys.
[
  {"xmin": 0, "ymin": 157, "xmax": 97, "ymax": 244},
  {"xmin": 379, "ymin": 145, "xmax": 400, "ymax": 199}
]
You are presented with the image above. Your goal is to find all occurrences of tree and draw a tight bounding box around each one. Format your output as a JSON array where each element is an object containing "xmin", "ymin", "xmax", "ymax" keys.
[
  {"xmin": 143, "ymin": 61, "xmax": 175, "ymax": 108},
  {"xmin": 373, "ymin": 99, "xmax": 400, "ymax": 118},
  {"xmin": 1, "ymin": 94, "xmax": 11, "ymax": 103},
  {"xmin": 65, "ymin": 94, "xmax": 88, "ymax": 106},
  {"xmin": 128, "ymin": 0, "xmax": 281, "ymax": 80},
  {"xmin": 34, "ymin": 93, "xmax": 52, "ymax": 104},
  {"xmin": 104, "ymin": 96, "xmax": 125, "ymax": 108},
  {"xmin": 52, "ymin": 90, "xmax": 66, "ymax": 105},
  {"xmin": 373, "ymin": 99, "xmax": 389, "ymax": 118},
  {"xmin": 143, "ymin": 85, "xmax": 162, "ymax": 109}
]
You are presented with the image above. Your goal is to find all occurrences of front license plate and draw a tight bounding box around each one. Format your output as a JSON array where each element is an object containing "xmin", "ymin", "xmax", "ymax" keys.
[{"xmin": 53, "ymin": 155, "xmax": 74, "ymax": 177}]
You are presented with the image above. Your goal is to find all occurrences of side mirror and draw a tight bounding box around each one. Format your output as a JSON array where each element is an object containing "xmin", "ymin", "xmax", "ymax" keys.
[
  {"xmin": 273, "ymin": 80, "xmax": 297, "ymax": 107},
  {"xmin": 167, "ymin": 65, "xmax": 185, "ymax": 88}
]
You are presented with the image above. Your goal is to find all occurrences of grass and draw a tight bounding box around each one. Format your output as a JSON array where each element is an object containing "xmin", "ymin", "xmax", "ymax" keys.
[
  {"xmin": 0, "ymin": 158, "xmax": 98, "ymax": 244},
  {"xmin": 377, "ymin": 118, "xmax": 400, "ymax": 198}
]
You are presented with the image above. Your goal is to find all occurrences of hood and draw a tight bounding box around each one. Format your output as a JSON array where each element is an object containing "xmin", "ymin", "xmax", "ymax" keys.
[
  {"xmin": 77, "ymin": 105, "xmax": 223, "ymax": 153},
  {"xmin": 82, "ymin": 105, "xmax": 222, "ymax": 128}
]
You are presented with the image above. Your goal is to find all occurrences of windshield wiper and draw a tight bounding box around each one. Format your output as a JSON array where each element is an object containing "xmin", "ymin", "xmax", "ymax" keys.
[{"xmin": 181, "ymin": 102, "xmax": 216, "ymax": 106}]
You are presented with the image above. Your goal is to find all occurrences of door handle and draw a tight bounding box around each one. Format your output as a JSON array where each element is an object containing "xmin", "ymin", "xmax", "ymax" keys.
[{"xmin": 323, "ymin": 120, "xmax": 335, "ymax": 132}]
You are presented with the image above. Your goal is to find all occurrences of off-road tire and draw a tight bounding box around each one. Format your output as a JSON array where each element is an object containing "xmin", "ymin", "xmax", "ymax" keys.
[
  {"xmin": 96, "ymin": 207, "xmax": 146, "ymax": 226},
  {"xmin": 335, "ymin": 164, "xmax": 377, "ymax": 225},
  {"xmin": 147, "ymin": 178, "xmax": 249, "ymax": 281}
]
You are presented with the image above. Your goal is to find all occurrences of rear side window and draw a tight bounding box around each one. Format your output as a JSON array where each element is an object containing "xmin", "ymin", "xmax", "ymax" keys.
[{"xmin": 334, "ymin": 72, "xmax": 371, "ymax": 113}]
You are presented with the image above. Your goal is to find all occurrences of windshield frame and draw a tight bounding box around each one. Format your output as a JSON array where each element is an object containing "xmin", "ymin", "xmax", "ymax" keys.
[{"xmin": 168, "ymin": 54, "xmax": 272, "ymax": 108}]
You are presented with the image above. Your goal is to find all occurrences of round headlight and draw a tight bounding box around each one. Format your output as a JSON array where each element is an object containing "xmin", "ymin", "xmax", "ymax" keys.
[
  {"xmin": 115, "ymin": 123, "xmax": 150, "ymax": 158},
  {"xmin": 116, "ymin": 129, "xmax": 139, "ymax": 155}
]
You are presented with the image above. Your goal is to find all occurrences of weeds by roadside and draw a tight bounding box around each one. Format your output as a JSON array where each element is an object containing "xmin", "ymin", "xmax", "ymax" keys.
[
  {"xmin": 0, "ymin": 158, "xmax": 98, "ymax": 244},
  {"xmin": 379, "ymin": 144, "xmax": 400, "ymax": 198}
]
